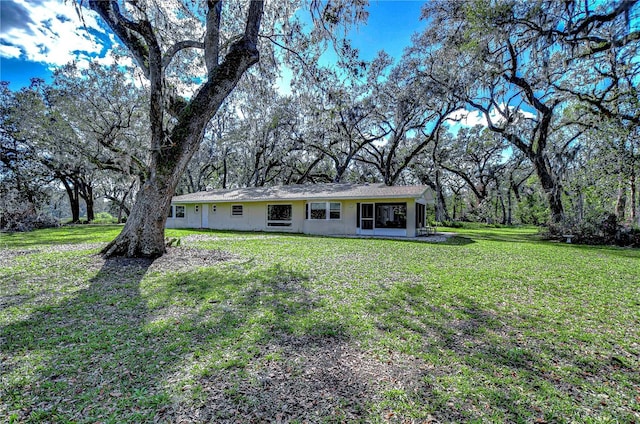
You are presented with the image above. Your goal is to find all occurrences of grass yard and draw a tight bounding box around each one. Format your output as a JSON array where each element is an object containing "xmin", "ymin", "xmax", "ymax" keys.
[{"xmin": 1, "ymin": 225, "xmax": 639, "ymax": 423}]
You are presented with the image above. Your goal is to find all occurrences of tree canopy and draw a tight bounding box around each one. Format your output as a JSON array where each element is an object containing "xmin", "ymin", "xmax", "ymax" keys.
[{"xmin": 2, "ymin": 0, "xmax": 638, "ymax": 248}]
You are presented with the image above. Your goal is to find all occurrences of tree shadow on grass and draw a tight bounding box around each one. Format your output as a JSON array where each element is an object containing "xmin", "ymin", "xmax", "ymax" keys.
[
  {"xmin": 366, "ymin": 284, "xmax": 640, "ymax": 423},
  {"xmin": 443, "ymin": 228, "xmax": 543, "ymax": 244},
  {"xmin": 143, "ymin": 262, "xmax": 406, "ymax": 422},
  {"xmin": 1, "ymin": 251, "xmax": 419, "ymax": 423},
  {"xmin": 1, "ymin": 256, "xmax": 155, "ymax": 422}
]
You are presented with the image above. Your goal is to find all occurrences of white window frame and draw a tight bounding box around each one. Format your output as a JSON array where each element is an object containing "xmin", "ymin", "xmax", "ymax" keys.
[
  {"xmin": 307, "ymin": 201, "xmax": 341, "ymax": 220},
  {"xmin": 231, "ymin": 204, "xmax": 243, "ymax": 217},
  {"xmin": 267, "ymin": 204, "xmax": 292, "ymax": 227},
  {"xmin": 309, "ymin": 202, "xmax": 327, "ymax": 220},
  {"xmin": 329, "ymin": 202, "xmax": 341, "ymax": 220},
  {"xmin": 175, "ymin": 205, "xmax": 185, "ymax": 218}
]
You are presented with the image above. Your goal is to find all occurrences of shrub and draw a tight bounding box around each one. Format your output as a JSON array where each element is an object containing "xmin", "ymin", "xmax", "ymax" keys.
[
  {"xmin": 438, "ymin": 220, "xmax": 464, "ymax": 228},
  {"xmin": 615, "ymin": 226, "xmax": 640, "ymax": 248},
  {"xmin": 543, "ymin": 213, "xmax": 638, "ymax": 247},
  {"xmin": 1, "ymin": 189, "xmax": 59, "ymax": 232},
  {"xmin": 1, "ymin": 209, "xmax": 59, "ymax": 232},
  {"xmin": 92, "ymin": 212, "xmax": 118, "ymax": 224}
]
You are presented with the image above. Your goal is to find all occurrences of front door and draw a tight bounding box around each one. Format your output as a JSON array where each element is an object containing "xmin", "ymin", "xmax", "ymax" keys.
[
  {"xmin": 201, "ymin": 204, "xmax": 209, "ymax": 228},
  {"xmin": 360, "ymin": 203, "xmax": 374, "ymax": 234}
]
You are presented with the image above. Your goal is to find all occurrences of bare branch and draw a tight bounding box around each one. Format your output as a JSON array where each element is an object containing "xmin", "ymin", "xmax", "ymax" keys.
[
  {"xmin": 205, "ymin": 0, "xmax": 222, "ymax": 78},
  {"xmin": 87, "ymin": 0, "xmax": 151, "ymax": 78},
  {"xmin": 162, "ymin": 40, "xmax": 205, "ymax": 70}
]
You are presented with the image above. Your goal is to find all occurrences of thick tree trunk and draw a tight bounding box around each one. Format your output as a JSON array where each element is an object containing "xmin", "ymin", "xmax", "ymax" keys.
[
  {"xmin": 91, "ymin": 0, "xmax": 263, "ymax": 258},
  {"xmin": 452, "ymin": 193, "xmax": 459, "ymax": 220},
  {"xmin": 434, "ymin": 170, "xmax": 450, "ymax": 222},
  {"xmin": 61, "ymin": 178, "xmax": 80, "ymax": 223},
  {"xmin": 498, "ymin": 193, "xmax": 507, "ymax": 225},
  {"xmin": 506, "ymin": 189, "xmax": 513, "ymax": 225},
  {"xmin": 71, "ymin": 185, "xmax": 80, "ymax": 223},
  {"xmin": 631, "ymin": 171, "xmax": 638, "ymax": 225},
  {"xmin": 101, "ymin": 176, "xmax": 174, "ymax": 258},
  {"xmin": 222, "ymin": 155, "xmax": 228, "ymax": 189},
  {"xmin": 615, "ymin": 174, "xmax": 627, "ymax": 221},
  {"xmin": 532, "ymin": 155, "xmax": 563, "ymax": 223},
  {"xmin": 85, "ymin": 185, "xmax": 95, "ymax": 222}
]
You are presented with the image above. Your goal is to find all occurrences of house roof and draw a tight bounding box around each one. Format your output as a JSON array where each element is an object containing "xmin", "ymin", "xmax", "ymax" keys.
[{"xmin": 172, "ymin": 183, "xmax": 431, "ymax": 204}]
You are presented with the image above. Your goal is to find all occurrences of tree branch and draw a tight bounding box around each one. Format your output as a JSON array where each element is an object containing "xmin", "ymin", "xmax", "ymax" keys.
[
  {"xmin": 162, "ymin": 40, "xmax": 205, "ymax": 70},
  {"xmin": 204, "ymin": 0, "xmax": 223, "ymax": 78},
  {"xmin": 88, "ymin": 0, "xmax": 151, "ymax": 78}
]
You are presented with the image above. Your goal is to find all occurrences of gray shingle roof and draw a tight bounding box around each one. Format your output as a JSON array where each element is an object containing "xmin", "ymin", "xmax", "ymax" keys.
[{"xmin": 172, "ymin": 183, "xmax": 431, "ymax": 203}]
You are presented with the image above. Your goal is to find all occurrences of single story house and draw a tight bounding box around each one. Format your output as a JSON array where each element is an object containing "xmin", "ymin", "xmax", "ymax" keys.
[{"xmin": 166, "ymin": 183, "xmax": 433, "ymax": 238}]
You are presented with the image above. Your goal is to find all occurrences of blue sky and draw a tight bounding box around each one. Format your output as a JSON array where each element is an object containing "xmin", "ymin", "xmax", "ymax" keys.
[
  {"xmin": 0, "ymin": 0, "xmax": 427, "ymax": 90},
  {"xmin": 0, "ymin": 0, "xmax": 116, "ymax": 88}
]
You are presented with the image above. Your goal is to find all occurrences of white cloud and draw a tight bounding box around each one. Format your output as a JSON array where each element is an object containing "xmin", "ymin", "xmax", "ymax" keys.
[
  {"xmin": 446, "ymin": 105, "xmax": 536, "ymax": 130},
  {"xmin": 0, "ymin": 44, "xmax": 22, "ymax": 59},
  {"xmin": 0, "ymin": 0, "xmax": 110, "ymax": 68},
  {"xmin": 447, "ymin": 109, "xmax": 486, "ymax": 127}
]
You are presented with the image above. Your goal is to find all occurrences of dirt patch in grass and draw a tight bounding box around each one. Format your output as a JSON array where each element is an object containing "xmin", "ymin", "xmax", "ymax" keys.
[
  {"xmin": 148, "ymin": 247, "xmax": 237, "ymax": 273},
  {"xmin": 167, "ymin": 335, "xmax": 430, "ymax": 423},
  {"xmin": 0, "ymin": 249, "xmax": 42, "ymax": 262}
]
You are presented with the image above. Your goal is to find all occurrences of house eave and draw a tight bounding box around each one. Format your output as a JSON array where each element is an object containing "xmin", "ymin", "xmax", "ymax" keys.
[{"xmin": 172, "ymin": 193, "xmax": 429, "ymax": 204}]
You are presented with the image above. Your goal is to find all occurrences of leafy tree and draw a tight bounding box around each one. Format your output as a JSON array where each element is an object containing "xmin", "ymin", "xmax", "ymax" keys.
[
  {"xmin": 50, "ymin": 62, "xmax": 149, "ymax": 184},
  {"xmin": 289, "ymin": 62, "xmax": 384, "ymax": 183},
  {"xmin": 0, "ymin": 82, "xmax": 57, "ymax": 230},
  {"xmin": 82, "ymin": 0, "xmax": 268, "ymax": 257},
  {"xmin": 438, "ymin": 126, "xmax": 508, "ymax": 209},
  {"xmin": 357, "ymin": 53, "xmax": 459, "ymax": 186},
  {"xmin": 6, "ymin": 80, "xmax": 98, "ymax": 223},
  {"xmin": 84, "ymin": 0, "xmax": 365, "ymax": 257},
  {"xmin": 410, "ymin": 0, "xmax": 639, "ymax": 223}
]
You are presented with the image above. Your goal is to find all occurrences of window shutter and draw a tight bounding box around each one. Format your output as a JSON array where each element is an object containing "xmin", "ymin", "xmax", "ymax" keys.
[{"xmin": 356, "ymin": 203, "xmax": 360, "ymax": 228}]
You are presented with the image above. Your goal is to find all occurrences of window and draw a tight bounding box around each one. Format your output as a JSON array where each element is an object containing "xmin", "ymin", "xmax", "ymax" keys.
[
  {"xmin": 168, "ymin": 206, "xmax": 173, "ymax": 218},
  {"xmin": 307, "ymin": 202, "xmax": 341, "ymax": 220},
  {"xmin": 329, "ymin": 202, "xmax": 341, "ymax": 219},
  {"xmin": 267, "ymin": 204, "xmax": 292, "ymax": 227},
  {"xmin": 175, "ymin": 205, "xmax": 185, "ymax": 218},
  {"xmin": 375, "ymin": 203, "xmax": 406, "ymax": 228},
  {"xmin": 232, "ymin": 205, "xmax": 243, "ymax": 216},
  {"xmin": 310, "ymin": 202, "xmax": 326, "ymax": 219}
]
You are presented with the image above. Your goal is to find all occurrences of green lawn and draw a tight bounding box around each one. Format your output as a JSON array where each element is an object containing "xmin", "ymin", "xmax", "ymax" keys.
[{"xmin": 1, "ymin": 225, "xmax": 638, "ymax": 423}]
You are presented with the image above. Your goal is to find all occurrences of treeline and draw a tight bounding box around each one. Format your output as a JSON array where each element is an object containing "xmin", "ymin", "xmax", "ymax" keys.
[{"xmin": 1, "ymin": 0, "xmax": 638, "ymax": 244}]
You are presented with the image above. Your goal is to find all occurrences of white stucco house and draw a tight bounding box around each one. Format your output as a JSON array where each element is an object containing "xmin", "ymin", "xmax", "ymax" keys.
[{"xmin": 166, "ymin": 183, "xmax": 433, "ymax": 238}]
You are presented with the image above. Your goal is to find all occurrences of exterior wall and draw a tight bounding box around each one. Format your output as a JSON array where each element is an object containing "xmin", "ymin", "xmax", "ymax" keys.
[
  {"xmin": 211, "ymin": 200, "xmax": 306, "ymax": 232},
  {"xmin": 301, "ymin": 199, "xmax": 354, "ymax": 236},
  {"xmin": 166, "ymin": 197, "xmax": 423, "ymax": 237},
  {"xmin": 167, "ymin": 200, "xmax": 306, "ymax": 232},
  {"xmin": 166, "ymin": 204, "xmax": 200, "ymax": 229}
]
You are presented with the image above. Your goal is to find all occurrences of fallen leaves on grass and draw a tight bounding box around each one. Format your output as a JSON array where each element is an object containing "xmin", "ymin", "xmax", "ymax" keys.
[{"xmin": 168, "ymin": 335, "xmax": 429, "ymax": 423}]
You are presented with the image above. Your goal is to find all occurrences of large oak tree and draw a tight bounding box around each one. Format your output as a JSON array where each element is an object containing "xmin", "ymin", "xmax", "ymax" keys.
[
  {"xmin": 85, "ymin": 0, "xmax": 266, "ymax": 257},
  {"xmin": 411, "ymin": 0, "xmax": 639, "ymax": 223},
  {"xmin": 84, "ymin": 0, "xmax": 366, "ymax": 257}
]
